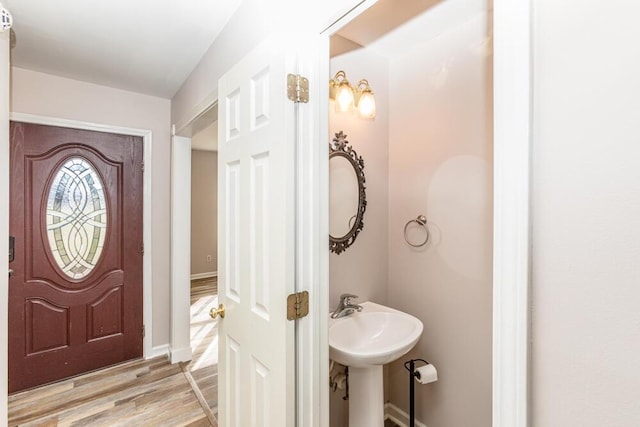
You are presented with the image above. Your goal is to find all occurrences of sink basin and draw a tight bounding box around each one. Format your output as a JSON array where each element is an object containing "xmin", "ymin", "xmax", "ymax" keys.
[{"xmin": 329, "ymin": 301, "xmax": 423, "ymax": 367}]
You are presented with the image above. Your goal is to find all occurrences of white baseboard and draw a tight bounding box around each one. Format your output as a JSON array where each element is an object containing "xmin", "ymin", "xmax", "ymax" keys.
[
  {"xmin": 190, "ymin": 271, "xmax": 217, "ymax": 280},
  {"xmin": 385, "ymin": 403, "xmax": 428, "ymax": 427},
  {"xmin": 146, "ymin": 344, "xmax": 170, "ymax": 360},
  {"xmin": 170, "ymin": 346, "xmax": 193, "ymax": 364}
]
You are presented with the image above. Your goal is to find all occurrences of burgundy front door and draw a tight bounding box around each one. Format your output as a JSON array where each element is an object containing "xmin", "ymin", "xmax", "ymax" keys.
[{"xmin": 9, "ymin": 122, "xmax": 144, "ymax": 393}]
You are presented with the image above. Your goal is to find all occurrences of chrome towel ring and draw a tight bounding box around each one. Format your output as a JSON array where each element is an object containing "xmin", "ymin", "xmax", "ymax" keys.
[{"xmin": 404, "ymin": 215, "xmax": 430, "ymax": 248}]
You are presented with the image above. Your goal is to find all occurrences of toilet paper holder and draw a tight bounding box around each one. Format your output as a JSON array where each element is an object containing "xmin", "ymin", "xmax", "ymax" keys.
[
  {"xmin": 404, "ymin": 358, "xmax": 431, "ymax": 427},
  {"xmin": 404, "ymin": 358, "xmax": 430, "ymax": 378}
]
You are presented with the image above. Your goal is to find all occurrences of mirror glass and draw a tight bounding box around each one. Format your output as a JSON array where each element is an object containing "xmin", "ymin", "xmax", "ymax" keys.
[
  {"xmin": 329, "ymin": 155, "xmax": 359, "ymax": 238},
  {"xmin": 329, "ymin": 131, "xmax": 366, "ymax": 254}
]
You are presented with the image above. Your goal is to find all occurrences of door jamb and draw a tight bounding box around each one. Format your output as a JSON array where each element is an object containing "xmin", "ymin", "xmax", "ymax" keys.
[
  {"xmin": 492, "ymin": 0, "xmax": 532, "ymax": 425},
  {"xmin": 8, "ymin": 112, "xmax": 156, "ymax": 359},
  {"xmin": 169, "ymin": 134, "xmax": 192, "ymax": 363},
  {"xmin": 170, "ymin": 102, "xmax": 216, "ymax": 364},
  {"xmin": 1, "ymin": 29, "xmax": 10, "ymax": 423}
]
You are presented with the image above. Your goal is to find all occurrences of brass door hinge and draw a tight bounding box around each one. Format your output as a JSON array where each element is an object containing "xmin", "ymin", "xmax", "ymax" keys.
[
  {"xmin": 287, "ymin": 291, "xmax": 309, "ymax": 321},
  {"xmin": 287, "ymin": 74, "xmax": 309, "ymax": 103},
  {"xmin": 141, "ymin": 324, "xmax": 145, "ymax": 338}
]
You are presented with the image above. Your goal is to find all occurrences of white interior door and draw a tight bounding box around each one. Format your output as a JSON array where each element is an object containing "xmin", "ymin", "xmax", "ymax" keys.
[{"xmin": 217, "ymin": 36, "xmax": 296, "ymax": 426}]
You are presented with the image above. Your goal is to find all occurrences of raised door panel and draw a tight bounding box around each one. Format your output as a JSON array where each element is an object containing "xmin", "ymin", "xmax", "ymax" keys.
[
  {"xmin": 25, "ymin": 298, "xmax": 70, "ymax": 355},
  {"xmin": 88, "ymin": 286, "xmax": 124, "ymax": 341}
]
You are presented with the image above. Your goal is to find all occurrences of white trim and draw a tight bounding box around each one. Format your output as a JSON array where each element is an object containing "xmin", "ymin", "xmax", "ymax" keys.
[
  {"xmin": 147, "ymin": 344, "xmax": 170, "ymax": 360},
  {"xmin": 0, "ymin": 29, "xmax": 10, "ymax": 426},
  {"xmin": 319, "ymin": 0, "xmax": 377, "ymax": 34},
  {"xmin": 8, "ymin": 112, "xmax": 156, "ymax": 359},
  {"xmin": 190, "ymin": 271, "xmax": 217, "ymax": 280},
  {"xmin": 174, "ymin": 90, "xmax": 219, "ymax": 138},
  {"xmin": 384, "ymin": 403, "xmax": 428, "ymax": 427},
  {"xmin": 170, "ymin": 135, "xmax": 192, "ymax": 363},
  {"xmin": 293, "ymin": 34, "xmax": 331, "ymax": 427},
  {"xmin": 169, "ymin": 346, "xmax": 192, "ymax": 364},
  {"xmin": 493, "ymin": 0, "xmax": 531, "ymax": 426},
  {"xmin": 302, "ymin": 3, "xmax": 381, "ymax": 426}
]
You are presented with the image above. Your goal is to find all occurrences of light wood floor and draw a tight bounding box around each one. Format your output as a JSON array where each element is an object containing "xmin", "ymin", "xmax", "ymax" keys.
[{"xmin": 8, "ymin": 277, "xmax": 219, "ymax": 427}]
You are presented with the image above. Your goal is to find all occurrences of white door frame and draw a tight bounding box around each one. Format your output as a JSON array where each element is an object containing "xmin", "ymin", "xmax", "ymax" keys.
[
  {"xmin": 492, "ymin": 0, "xmax": 532, "ymax": 425},
  {"xmin": 1, "ymin": 28, "xmax": 10, "ymax": 425},
  {"xmin": 169, "ymin": 134, "xmax": 192, "ymax": 363},
  {"xmin": 7, "ymin": 113, "xmax": 156, "ymax": 360}
]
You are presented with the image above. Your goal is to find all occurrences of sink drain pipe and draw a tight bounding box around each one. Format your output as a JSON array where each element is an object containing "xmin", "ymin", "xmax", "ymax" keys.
[{"xmin": 404, "ymin": 358, "xmax": 430, "ymax": 427}]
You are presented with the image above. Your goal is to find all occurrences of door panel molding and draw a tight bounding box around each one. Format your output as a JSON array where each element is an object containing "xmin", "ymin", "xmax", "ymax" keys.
[{"xmin": 9, "ymin": 112, "xmax": 154, "ymax": 359}]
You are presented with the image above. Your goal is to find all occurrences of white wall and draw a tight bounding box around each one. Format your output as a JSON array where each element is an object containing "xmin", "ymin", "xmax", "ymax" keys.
[
  {"xmin": 10, "ymin": 67, "xmax": 172, "ymax": 347},
  {"xmin": 328, "ymin": 47, "xmax": 390, "ymax": 426},
  {"xmin": 191, "ymin": 150, "xmax": 218, "ymax": 276},
  {"xmin": 385, "ymin": 11, "xmax": 493, "ymax": 426},
  {"xmin": 532, "ymin": 1, "xmax": 640, "ymax": 425}
]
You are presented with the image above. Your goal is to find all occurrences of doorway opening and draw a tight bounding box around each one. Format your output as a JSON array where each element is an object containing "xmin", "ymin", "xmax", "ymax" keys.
[
  {"xmin": 188, "ymin": 108, "xmax": 219, "ymax": 419},
  {"xmin": 6, "ymin": 114, "xmax": 155, "ymax": 391},
  {"xmin": 173, "ymin": 102, "xmax": 220, "ymax": 421},
  {"xmin": 327, "ymin": 1, "xmax": 494, "ymax": 425}
]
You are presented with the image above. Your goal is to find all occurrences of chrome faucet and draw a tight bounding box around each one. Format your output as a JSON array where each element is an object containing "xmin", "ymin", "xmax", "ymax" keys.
[{"xmin": 331, "ymin": 293, "xmax": 363, "ymax": 319}]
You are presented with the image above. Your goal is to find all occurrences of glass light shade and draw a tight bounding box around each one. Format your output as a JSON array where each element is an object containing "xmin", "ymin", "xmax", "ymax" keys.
[
  {"xmin": 335, "ymin": 82, "xmax": 354, "ymax": 112},
  {"xmin": 357, "ymin": 90, "xmax": 376, "ymax": 119}
]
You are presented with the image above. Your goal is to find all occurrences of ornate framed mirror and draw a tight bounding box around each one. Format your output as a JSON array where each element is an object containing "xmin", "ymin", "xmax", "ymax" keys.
[{"xmin": 329, "ymin": 131, "xmax": 366, "ymax": 254}]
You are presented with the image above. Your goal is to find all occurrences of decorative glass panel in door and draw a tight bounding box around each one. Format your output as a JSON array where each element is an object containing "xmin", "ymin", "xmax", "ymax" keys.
[{"xmin": 46, "ymin": 157, "xmax": 107, "ymax": 279}]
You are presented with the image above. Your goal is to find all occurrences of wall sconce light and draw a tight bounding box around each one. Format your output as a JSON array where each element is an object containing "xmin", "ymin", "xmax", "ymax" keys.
[{"xmin": 329, "ymin": 71, "xmax": 376, "ymax": 119}]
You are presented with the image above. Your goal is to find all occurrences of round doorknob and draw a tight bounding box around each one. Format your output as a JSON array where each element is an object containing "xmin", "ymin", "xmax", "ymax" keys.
[{"xmin": 209, "ymin": 304, "xmax": 225, "ymax": 319}]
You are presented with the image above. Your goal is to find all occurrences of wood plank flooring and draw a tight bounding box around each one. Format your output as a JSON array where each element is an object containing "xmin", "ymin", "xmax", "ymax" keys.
[
  {"xmin": 8, "ymin": 357, "xmax": 209, "ymax": 426},
  {"xmin": 8, "ymin": 277, "xmax": 220, "ymax": 427}
]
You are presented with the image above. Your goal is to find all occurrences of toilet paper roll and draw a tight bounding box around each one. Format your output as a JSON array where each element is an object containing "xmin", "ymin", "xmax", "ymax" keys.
[{"xmin": 415, "ymin": 363, "xmax": 438, "ymax": 384}]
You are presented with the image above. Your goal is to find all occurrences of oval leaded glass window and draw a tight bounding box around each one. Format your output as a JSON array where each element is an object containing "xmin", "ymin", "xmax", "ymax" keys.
[{"xmin": 46, "ymin": 157, "xmax": 108, "ymax": 279}]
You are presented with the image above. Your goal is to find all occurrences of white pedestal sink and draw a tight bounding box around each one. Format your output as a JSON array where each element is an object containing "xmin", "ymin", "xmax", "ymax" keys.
[{"xmin": 329, "ymin": 302, "xmax": 423, "ymax": 427}]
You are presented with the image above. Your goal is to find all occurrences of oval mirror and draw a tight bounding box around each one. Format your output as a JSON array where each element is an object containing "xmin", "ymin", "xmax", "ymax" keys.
[{"xmin": 329, "ymin": 131, "xmax": 366, "ymax": 254}]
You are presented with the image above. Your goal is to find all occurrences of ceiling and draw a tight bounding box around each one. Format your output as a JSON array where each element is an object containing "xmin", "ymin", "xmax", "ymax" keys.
[
  {"xmin": 334, "ymin": 0, "xmax": 489, "ymax": 57},
  {"xmin": 4, "ymin": 0, "xmax": 242, "ymax": 98}
]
